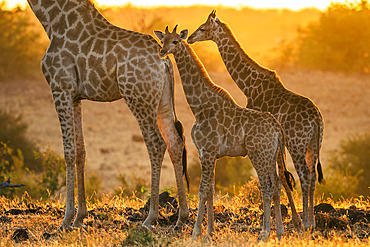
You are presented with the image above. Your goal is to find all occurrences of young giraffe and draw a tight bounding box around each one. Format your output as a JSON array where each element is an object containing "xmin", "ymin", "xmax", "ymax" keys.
[
  {"xmin": 188, "ymin": 10, "xmax": 325, "ymax": 230},
  {"xmin": 154, "ymin": 26, "xmax": 295, "ymax": 241},
  {"xmin": 27, "ymin": 0, "xmax": 189, "ymax": 231}
]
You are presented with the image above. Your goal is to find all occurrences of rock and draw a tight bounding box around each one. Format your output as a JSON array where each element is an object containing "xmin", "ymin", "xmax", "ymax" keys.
[
  {"xmin": 315, "ymin": 212, "xmax": 348, "ymax": 230},
  {"xmin": 314, "ymin": 203, "xmax": 335, "ymax": 213},
  {"xmin": 143, "ymin": 191, "xmax": 178, "ymax": 213},
  {"xmin": 12, "ymin": 228, "xmax": 29, "ymax": 243}
]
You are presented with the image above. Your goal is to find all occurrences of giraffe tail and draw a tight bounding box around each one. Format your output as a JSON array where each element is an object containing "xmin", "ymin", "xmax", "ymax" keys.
[
  {"xmin": 315, "ymin": 118, "xmax": 325, "ymax": 185},
  {"xmin": 278, "ymin": 124, "xmax": 295, "ymax": 190},
  {"xmin": 164, "ymin": 57, "xmax": 190, "ymax": 191}
]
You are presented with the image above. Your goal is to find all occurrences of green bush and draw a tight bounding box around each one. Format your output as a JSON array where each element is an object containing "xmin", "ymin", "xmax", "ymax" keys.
[
  {"xmin": 188, "ymin": 152, "xmax": 254, "ymax": 195},
  {"xmin": 316, "ymin": 132, "xmax": 370, "ymax": 200},
  {"xmin": 114, "ymin": 171, "xmax": 149, "ymax": 199},
  {"xmin": 0, "ymin": 110, "xmax": 42, "ymax": 172},
  {"xmin": 0, "ymin": 142, "xmax": 66, "ymax": 199},
  {"xmin": 0, "ymin": 3, "xmax": 45, "ymax": 80},
  {"xmin": 274, "ymin": 1, "xmax": 370, "ymax": 73}
]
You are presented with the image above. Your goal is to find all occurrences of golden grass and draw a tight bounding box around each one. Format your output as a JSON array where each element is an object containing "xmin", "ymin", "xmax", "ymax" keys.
[{"xmin": 1, "ymin": 192, "xmax": 369, "ymax": 246}]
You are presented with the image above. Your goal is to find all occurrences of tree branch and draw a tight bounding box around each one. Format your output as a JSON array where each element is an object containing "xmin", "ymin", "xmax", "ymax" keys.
[{"xmin": 0, "ymin": 177, "xmax": 25, "ymax": 189}]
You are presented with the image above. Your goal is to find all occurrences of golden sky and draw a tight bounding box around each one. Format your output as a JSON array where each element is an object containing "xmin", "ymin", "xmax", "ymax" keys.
[{"xmin": 5, "ymin": 0, "xmax": 353, "ymax": 10}]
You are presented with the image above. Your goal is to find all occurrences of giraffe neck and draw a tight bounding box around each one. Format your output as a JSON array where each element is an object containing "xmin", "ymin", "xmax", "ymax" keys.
[
  {"xmin": 28, "ymin": 0, "xmax": 109, "ymax": 39},
  {"xmin": 214, "ymin": 21, "xmax": 285, "ymax": 99},
  {"xmin": 173, "ymin": 41, "xmax": 236, "ymax": 120}
]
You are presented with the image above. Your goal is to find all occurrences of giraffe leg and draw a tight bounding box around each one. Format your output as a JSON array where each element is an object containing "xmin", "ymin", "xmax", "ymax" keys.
[
  {"xmin": 53, "ymin": 91, "xmax": 76, "ymax": 231},
  {"xmin": 259, "ymin": 180, "xmax": 272, "ymax": 242},
  {"xmin": 140, "ymin": 123, "xmax": 167, "ymax": 229},
  {"xmin": 272, "ymin": 172, "xmax": 284, "ymax": 240},
  {"xmin": 192, "ymin": 156, "xmax": 215, "ymax": 240},
  {"xmin": 295, "ymin": 159, "xmax": 311, "ymax": 230},
  {"xmin": 72, "ymin": 100, "xmax": 87, "ymax": 228},
  {"xmin": 308, "ymin": 172, "xmax": 316, "ymax": 229},
  {"xmin": 157, "ymin": 81, "xmax": 188, "ymax": 230},
  {"xmin": 306, "ymin": 143, "xmax": 318, "ymax": 230},
  {"xmin": 277, "ymin": 154, "xmax": 302, "ymax": 230},
  {"xmin": 206, "ymin": 171, "xmax": 215, "ymax": 238}
]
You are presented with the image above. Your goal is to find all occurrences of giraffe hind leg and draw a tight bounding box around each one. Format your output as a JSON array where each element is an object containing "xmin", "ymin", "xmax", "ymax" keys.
[
  {"xmin": 72, "ymin": 100, "xmax": 88, "ymax": 228},
  {"xmin": 157, "ymin": 84, "xmax": 189, "ymax": 230}
]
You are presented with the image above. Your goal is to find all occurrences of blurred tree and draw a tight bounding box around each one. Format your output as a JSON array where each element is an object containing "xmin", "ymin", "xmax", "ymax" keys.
[
  {"xmin": 102, "ymin": 5, "xmax": 169, "ymax": 34},
  {"xmin": 0, "ymin": 2, "xmax": 44, "ymax": 80},
  {"xmin": 273, "ymin": 0, "xmax": 370, "ymax": 73}
]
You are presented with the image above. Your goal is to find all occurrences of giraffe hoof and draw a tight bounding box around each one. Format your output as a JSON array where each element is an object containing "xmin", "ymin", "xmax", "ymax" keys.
[
  {"xmin": 173, "ymin": 224, "xmax": 183, "ymax": 232},
  {"xmin": 257, "ymin": 231, "xmax": 269, "ymax": 242},
  {"xmin": 142, "ymin": 224, "xmax": 154, "ymax": 231},
  {"xmin": 203, "ymin": 234, "xmax": 212, "ymax": 243},
  {"xmin": 57, "ymin": 225, "xmax": 73, "ymax": 232}
]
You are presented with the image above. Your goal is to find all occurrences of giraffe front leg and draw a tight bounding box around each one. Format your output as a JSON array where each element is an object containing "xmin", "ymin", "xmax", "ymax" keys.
[
  {"xmin": 141, "ymin": 125, "xmax": 167, "ymax": 230},
  {"xmin": 72, "ymin": 101, "xmax": 87, "ymax": 228},
  {"xmin": 192, "ymin": 157, "xmax": 215, "ymax": 241},
  {"xmin": 53, "ymin": 92, "xmax": 76, "ymax": 231},
  {"xmin": 206, "ymin": 172, "xmax": 215, "ymax": 238}
]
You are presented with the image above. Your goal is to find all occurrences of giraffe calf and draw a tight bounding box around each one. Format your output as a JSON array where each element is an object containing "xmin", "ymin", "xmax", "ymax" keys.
[{"xmin": 155, "ymin": 26, "xmax": 295, "ymax": 241}]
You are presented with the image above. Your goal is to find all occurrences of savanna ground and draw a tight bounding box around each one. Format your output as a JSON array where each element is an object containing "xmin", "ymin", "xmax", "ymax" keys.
[{"xmin": 1, "ymin": 3, "xmax": 370, "ymax": 246}]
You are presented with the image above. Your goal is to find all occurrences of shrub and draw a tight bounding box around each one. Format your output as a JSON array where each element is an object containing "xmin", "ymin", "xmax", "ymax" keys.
[
  {"xmin": 316, "ymin": 132, "xmax": 370, "ymax": 200},
  {"xmin": 0, "ymin": 110, "xmax": 42, "ymax": 172},
  {"xmin": 85, "ymin": 171, "xmax": 103, "ymax": 203},
  {"xmin": 114, "ymin": 171, "xmax": 149, "ymax": 199},
  {"xmin": 0, "ymin": 142, "xmax": 65, "ymax": 200}
]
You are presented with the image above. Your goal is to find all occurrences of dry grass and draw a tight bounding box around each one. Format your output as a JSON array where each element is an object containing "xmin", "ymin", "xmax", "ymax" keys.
[{"xmin": 0, "ymin": 190, "xmax": 369, "ymax": 246}]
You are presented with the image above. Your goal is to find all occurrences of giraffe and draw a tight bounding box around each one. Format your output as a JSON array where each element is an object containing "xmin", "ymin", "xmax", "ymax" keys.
[
  {"xmin": 188, "ymin": 10, "xmax": 325, "ymax": 230},
  {"xmin": 154, "ymin": 26, "xmax": 296, "ymax": 241},
  {"xmin": 26, "ymin": 0, "xmax": 189, "ymax": 231}
]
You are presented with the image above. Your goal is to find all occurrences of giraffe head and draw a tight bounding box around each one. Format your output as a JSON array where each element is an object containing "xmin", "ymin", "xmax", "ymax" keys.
[
  {"xmin": 187, "ymin": 10, "xmax": 220, "ymax": 44},
  {"xmin": 154, "ymin": 25, "xmax": 188, "ymax": 57}
]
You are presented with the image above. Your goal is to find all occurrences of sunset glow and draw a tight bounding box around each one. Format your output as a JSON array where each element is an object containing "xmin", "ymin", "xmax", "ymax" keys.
[{"xmin": 4, "ymin": 0, "xmax": 358, "ymax": 10}]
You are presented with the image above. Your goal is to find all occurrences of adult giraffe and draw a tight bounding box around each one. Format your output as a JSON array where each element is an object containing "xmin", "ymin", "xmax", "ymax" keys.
[
  {"xmin": 27, "ymin": 0, "xmax": 189, "ymax": 231},
  {"xmin": 188, "ymin": 10, "xmax": 325, "ymax": 230}
]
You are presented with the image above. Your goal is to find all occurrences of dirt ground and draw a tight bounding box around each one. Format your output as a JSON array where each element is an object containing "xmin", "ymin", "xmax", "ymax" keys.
[{"xmin": 1, "ymin": 69, "xmax": 369, "ymax": 191}]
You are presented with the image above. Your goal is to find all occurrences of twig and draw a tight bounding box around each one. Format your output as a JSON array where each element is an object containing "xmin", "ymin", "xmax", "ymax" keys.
[{"xmin": 0, "ymin": 177, "xmax": 25, "ymax": 189}]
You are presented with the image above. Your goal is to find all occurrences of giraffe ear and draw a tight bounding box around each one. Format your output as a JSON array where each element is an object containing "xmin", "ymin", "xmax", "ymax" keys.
[
  {"xmin": 154, "ymin": 30, "xmax": 165, "ymax": 42},
  {"xmin": 179, "ymin": 29, "xmax": 188, "ymax": 40}
]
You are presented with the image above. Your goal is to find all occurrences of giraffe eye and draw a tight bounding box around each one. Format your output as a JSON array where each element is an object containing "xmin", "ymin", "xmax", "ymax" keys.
[
  {"xmin": 173, "ymin": 40, "xmax": 179, "ymax": 44},
  {"xmin": 200, "ymin": 28, "xmax": 206, "ymax": 32}
]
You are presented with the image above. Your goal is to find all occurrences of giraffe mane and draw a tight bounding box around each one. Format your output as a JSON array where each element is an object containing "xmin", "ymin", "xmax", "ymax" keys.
[
  {"xmin": 217, "ymin": 21, "xmax": 278, "ymax": 80},
  {"xmin": 182, "ymin": 41, "xmax": 237, "ymax": 105}
]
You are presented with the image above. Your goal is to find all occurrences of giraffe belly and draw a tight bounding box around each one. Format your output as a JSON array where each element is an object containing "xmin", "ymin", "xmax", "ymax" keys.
[
  {"xmin": 218, "ymin": 136, "xmax": 247, "ymax": 158},
  {"xmin": 77, "ymin": 79, "xmax": 122, "ymax": 102}
]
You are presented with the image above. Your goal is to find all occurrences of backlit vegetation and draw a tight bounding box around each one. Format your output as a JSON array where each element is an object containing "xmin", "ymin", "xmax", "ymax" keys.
[
  {"xmin": 0, "ymin": 2, "xmax": 45, "ymax": 80},
  {"xmin": 273, "ymin": 0, "xmax": 370, "ymax": 73}
]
